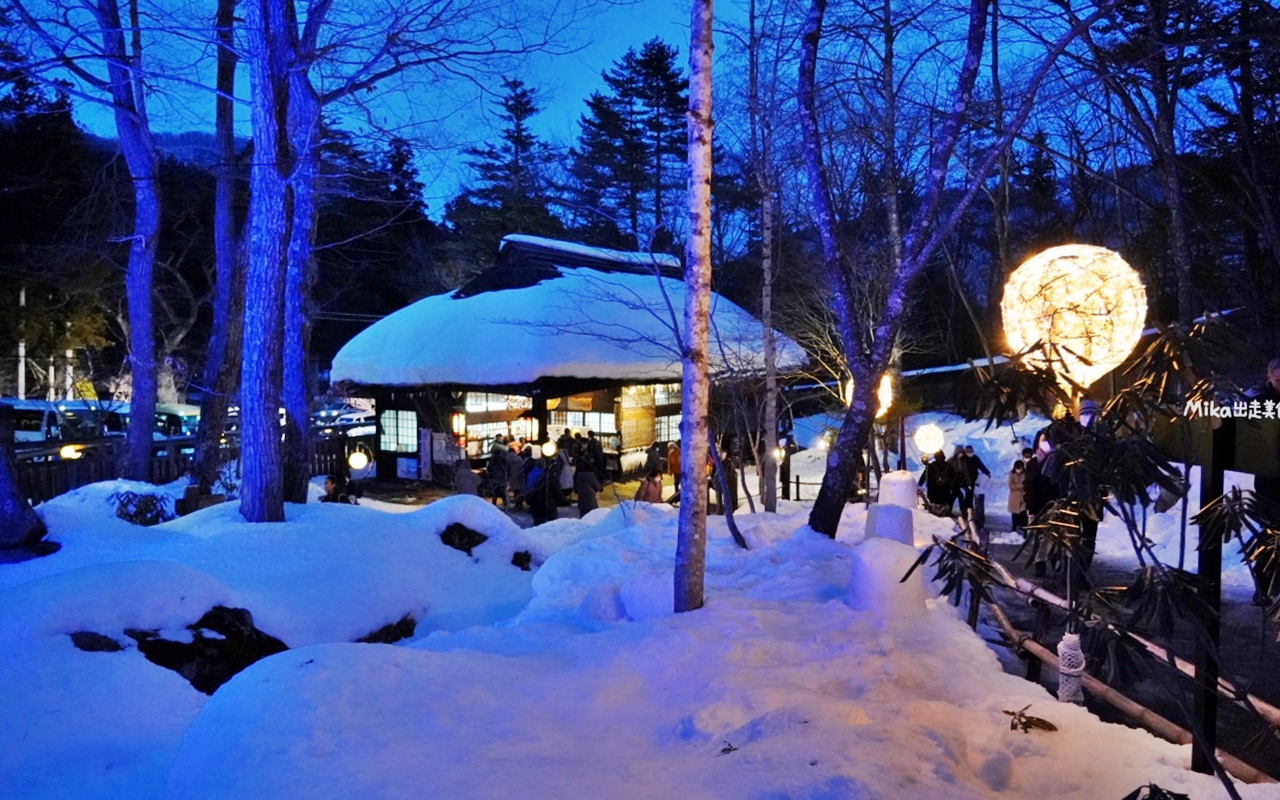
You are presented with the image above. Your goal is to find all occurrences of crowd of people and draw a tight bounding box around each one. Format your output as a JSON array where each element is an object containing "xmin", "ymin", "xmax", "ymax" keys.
[
  {"xmin": 917, "ymin": 444, "xmax": 991, "ymax": 519},
  {"xmin": 465, "ymin": 430, "xmax": 612, "ymax": 523},
  {"xmin": 919, "ymin": 400, "xmax": 1102, "ymax": 579}
]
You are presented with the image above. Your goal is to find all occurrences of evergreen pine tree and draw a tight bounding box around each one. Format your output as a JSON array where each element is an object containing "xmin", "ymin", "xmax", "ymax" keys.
[
  {"xmin": 444, "ymin": 78, "xmax": 563, "ymax": 270},
  {"xmin": 568, "ymin": 39, "xmax": 688, "ymax": 252}
]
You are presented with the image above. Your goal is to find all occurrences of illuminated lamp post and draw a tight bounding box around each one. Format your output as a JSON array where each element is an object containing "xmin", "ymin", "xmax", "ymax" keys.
[{"xmin": 1000, "ymin": 244, "xmax": 1147, "ymax": 706}]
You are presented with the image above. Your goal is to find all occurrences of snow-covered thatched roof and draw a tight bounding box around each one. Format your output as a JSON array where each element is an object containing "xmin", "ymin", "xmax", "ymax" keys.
[{"xmin": 330, "ymin": 236, "xmax": 806, "ymax": 389}]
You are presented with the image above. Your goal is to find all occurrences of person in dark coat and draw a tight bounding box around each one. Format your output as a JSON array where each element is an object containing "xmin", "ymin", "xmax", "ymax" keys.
[
  {"xmin": 505, "ymin": 447, "xmax": 527, "ymax": 508},
  {"xmin": 1074, "ymin": 398, "xmax": 1103, "ymax": 576},
  {"xmin": 919, "ymin": 451, "xmax": 955, "ymax": 513},
  {"xmin": 575, "ymin": 466, "xmax": 602, "ymax": 516},
  {"xmin": 645, "ymin": 441, "xmax": 664, "ymax": 474},
  {"xmin": 1025, "ymin": 428, "xmax": 1060, "ymax": 577},
  {"xmin": 584, "ymin": 430, "xmax": 606, "ymax": 479},
  {"xmin": 454, "ymin": 462, "xmax": 482, "ymax": 496},
  {"xmin": 319, "ymin": 473, "xmax": 357, "ymax": 505},
  {"xmin": 963, "ymin": 445, "xmax": 991, "ymax": 486},
  {"xmin": 948, "ymin": 446, "xmax": 974, "ymax": 514},
  {"xmin": 666, "ymin": 442, "xmax": 681, "ymax": 500},
  {"xmin": 527, "ymin": 451, "xmax": 562, "ymax": 525},
  {"xmin": 1253, "ymin": 357, "xmax": 1280, "ymax": 507}
]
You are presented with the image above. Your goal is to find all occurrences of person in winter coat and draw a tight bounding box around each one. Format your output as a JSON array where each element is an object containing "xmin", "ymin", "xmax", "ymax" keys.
[
  {"xmin": 584, "ymin": 431, "xmax": 607, "ymax": 479},
  {"xmin": 919, "ymin": 451, "xmax": 955, "ymax": 514},
  {"xmin": 1008, "ymin": 460, "xmax": 1027, "ymax": 531},
  {"xmin": 505, "ymin": 447, "xmax": 527, "ymax": 507},
  {"xmin": 575, "ymin": 466, "xmax": 602, "ymax": 516},
  {"xmin": 556, "ymin": 448, "xmax": 574, "ymax": 503},
  {"xmin": 319, "ymin": 474, "xmax": 357, "ymax": 505},
  {"xmin": 634, "ymin": 468, "xmax": 664, "ymax": 503},
  {"xmin": 948, "ymin": 446, "xmax": 974, "ymax": 514},
  {"xmin": 454, "ymin": 463, "xmax": 482, "ymax": 496},
  {"xmin": 666, "ymin": 441, "xmax": 681, "ymax": 499},
  {"xmin": 486, "ymin": 436, "xmax": 510, "ymax": 506},
  {"xmin": 963, "ymin": 445, "xmax": 991, "ymax": 486},
  {"xmin": 1252, "ymin": 357, "xmax": 1280, "ymax": 506},
  {"xmin": 529, "ymin": 451, "xmax": 565, "ymax": 525},
  {"xmin": 645, "ymin": 441, "xmax": 664, "ymax": 474}
]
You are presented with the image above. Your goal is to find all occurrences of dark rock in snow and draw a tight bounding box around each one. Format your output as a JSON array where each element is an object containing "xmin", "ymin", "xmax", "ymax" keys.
[
  {"xmin": 126, "ymin": 606, "xmax": 288, "ymax": 694},
  {"xmin": 439, "ymin": 522, "xmax": 488, "ymax": 556},
  {"xmin": 511, "ymin": 551, "xmax": 532, "ymax": 571},
  {"xmin": 70, "ymin": 631, "xmax": 124, "ymax": 652},
  {"xmin": 356, "ymin": 614, "xmax": 417, "ymax": 644},
  {"xmin": 0, "ymin": 540, "xmax": 61, "ymax": 563}
]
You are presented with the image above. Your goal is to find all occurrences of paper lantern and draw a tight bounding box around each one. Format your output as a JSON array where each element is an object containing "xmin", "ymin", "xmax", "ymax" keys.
[
  {"xmin": 914, "ymin": 423, "xmax": 944, "ymax": 454},
  {"xmin": 1001, "ymin": 245, "xmax": 1147, "ymax": 390}
]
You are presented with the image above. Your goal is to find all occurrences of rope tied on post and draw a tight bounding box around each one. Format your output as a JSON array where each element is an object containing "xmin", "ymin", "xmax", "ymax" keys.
[{"xmin": 1057, "ymin": 632, "xmax": 1086, "ymax": 704}]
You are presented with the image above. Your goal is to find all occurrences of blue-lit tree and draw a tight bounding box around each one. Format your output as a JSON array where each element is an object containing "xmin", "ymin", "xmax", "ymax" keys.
[
  {"xmin": 239, "ymin": 0, "xmax": 585, "ymax": 519},
  {"xmin": 797, "ymin": 0, "xmax": 1121, "ymax": 537}
]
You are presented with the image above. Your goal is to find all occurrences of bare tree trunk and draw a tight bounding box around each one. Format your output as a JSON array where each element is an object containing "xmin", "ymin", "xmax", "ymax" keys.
[
  {"xmin": 282, "ymin": 77, "xmax": 320, "ymax": 505},
  {"xmin": 1146, "ymin": 0, "xmax": 1196, "ymax": 325},
  {"xmin": 676, "ymin": 0, "xmax": 714, "ymax": 613},
  {"xmin": 799, "ymin": 0, "xmax": 872, "ymax": 536},
  {"xmin": 100, "ymin": 0, "xmax": 160, "ymax": 482},
  {"xmin": 748, "ymin": 0, "xmax": 778, "ymax": 513},
  {"xmin": 240, "ymin": 0, "xmax": 292, "ymax": 522},
  {"xmin": 194, "ymin": 0, "xmax": 243, "ymax": 494}
]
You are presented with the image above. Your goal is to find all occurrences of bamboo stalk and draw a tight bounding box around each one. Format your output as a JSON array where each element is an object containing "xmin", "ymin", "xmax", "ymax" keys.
[{"xmin": 988, "ymin": 602, "xmax": 1275, "ymax": 785}]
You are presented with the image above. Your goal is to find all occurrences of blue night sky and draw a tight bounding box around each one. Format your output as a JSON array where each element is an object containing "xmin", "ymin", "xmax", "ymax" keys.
[{"xmin": 70, "ymin": 0, "xmax": 704, "ymax": 217}]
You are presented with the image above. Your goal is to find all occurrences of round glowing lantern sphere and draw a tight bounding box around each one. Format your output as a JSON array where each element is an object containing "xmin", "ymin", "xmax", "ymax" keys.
[
  {"xmin": 1001, "ymin": 244, "xmax": 1147, "ymax": 391},
  {"xmin": 347, "ymin": 448, "xmax": 370, "ymax": 471},
  {"xmin": 914, "ymin": 423, "xmax": 945, "ymax": 455}
]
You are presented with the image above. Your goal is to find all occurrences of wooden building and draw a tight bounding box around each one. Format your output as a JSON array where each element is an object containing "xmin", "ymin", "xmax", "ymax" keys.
[{"xmin": 330, "ymin": 235, "xmax": 805, "ymax": 479}]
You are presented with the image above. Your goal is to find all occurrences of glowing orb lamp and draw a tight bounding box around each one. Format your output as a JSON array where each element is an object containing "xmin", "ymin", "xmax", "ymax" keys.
[
  {"xmin": 540, "ymin": 441, "xmax": 557, "ymax": 458},
  {"xmin": 1001, "ymin": 244, "xmax": 1147, "ymax": 391},
  {"xmin": 913, "ymin": 423, "xmax": 945, "ymax": 455},
  {"xmin": 347, "ymin": 448, "xmax": 370, "ymax": 471}
]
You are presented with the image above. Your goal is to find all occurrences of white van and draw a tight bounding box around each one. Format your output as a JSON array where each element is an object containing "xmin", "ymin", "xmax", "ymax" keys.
[{"xmin": 1, "ymin": 398, "xmax": 61, "ymax": 443}]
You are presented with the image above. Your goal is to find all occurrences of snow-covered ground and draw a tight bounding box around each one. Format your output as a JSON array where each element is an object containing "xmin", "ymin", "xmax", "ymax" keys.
[{"xmin": 0, "ymin": 413, "xmax": 1271, "ymax": 799}]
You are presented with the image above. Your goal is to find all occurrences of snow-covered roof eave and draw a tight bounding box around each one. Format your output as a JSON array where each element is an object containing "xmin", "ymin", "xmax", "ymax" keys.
[{"xmin": 330, "ymin": 265, "xmax": 807, "ymax": 390}]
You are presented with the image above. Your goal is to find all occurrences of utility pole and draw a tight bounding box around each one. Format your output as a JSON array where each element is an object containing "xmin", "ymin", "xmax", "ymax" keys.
[
  {"xmin": 17, "ymin": 286, "xmax": 25, "ymax": 399},
  {"xmin": 64, "ymin": 321, "xmax": 73, "ymax": 399}
]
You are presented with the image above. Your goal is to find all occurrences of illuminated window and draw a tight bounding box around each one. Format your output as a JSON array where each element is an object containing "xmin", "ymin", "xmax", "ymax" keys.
[
  {"xmin": 380, "ymin": 409, "xmax": 418, "ymax": 453},
  {"xmin": 653, "ymin": 383, "xmax": 681, "ymax": 406},
  {"xmin": 465, "ymin": 421, "xmax": 512, "ymax": 457},
  {"xmin": 655, "ymin": 415, "xmax": 681, "ymax": 442},
  {"xmin": 464, "ymin": 393, "xmax": 532, "ymax": 413},
  {"xmin": 621, "ymin": 385, "xmax": 653, "ymax": 409},
  {"xmin": 549, "ymin": 410, "xmax": 616, "ymax": 434}
]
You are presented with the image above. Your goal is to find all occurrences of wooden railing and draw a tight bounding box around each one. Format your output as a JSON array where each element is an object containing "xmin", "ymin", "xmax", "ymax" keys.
[{"xmin": 12, "ymin": 433, "xmax": 376, "ymax": 506}]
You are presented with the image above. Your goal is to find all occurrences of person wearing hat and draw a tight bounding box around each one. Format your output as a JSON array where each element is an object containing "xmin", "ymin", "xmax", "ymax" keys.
[
  {"xmin": 1077, "ymin": 398, "xmax": 1101, "ymax": 428},
  {"xmin": 1073, "ymin": 397, "xmax": 1103, "ymax": 589}
]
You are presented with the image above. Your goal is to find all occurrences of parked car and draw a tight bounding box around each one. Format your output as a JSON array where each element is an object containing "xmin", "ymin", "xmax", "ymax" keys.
[
  {"xmin": 1, "ymin": 398, "xmax": 63, "ymax": 443},
  {"xmin": 311, "ymin": 400, "xmax": 375, "ymax": 437}
]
